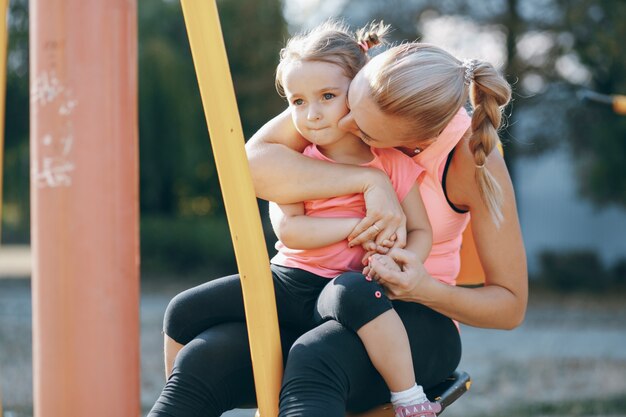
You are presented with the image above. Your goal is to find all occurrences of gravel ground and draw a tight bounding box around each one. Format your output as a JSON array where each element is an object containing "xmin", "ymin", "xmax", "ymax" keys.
[{"xmin": 1, "ymin": 277, "xmax": 625, "ymax": 417}]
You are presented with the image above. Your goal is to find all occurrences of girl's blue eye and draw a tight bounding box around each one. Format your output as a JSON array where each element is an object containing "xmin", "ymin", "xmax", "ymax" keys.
[
  {"xmin": 293, "ymin": 98, "xmax": 304, "ymax": 105},
  {"xmin": 323, "ymin": 93, "xmax": 335, "ymax": 100}
]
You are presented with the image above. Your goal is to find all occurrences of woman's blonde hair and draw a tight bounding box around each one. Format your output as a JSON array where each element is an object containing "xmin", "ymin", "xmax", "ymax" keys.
[
  {"xmin": 367, "ymin": 43, "xmax": 512, "ymax": 225},
  {"xmin": 275, "ymin": 20, "xmax": 390, "ymax": 96}
]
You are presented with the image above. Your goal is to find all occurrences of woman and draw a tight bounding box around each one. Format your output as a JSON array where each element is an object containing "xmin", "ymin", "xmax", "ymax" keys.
[{"xmin": 246, "ymin": 42, "xmax": 527, "ymax": 416}]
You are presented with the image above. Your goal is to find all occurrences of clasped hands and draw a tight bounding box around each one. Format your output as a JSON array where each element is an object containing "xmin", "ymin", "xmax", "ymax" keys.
[{"xmin": 346, "ymin": 216, "xmax": 426, "ymax": 301}]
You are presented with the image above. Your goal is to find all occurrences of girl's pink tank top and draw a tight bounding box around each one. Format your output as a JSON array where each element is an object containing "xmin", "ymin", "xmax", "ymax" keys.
[{"xmin": 413, "ymin": 108, "xmax": 472, "ymax": 285}]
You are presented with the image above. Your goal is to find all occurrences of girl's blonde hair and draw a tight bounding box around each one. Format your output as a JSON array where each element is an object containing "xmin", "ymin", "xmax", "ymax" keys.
[
  {"xmin": 368, "ymin": 43, "xmax": 512, "ymax": 225},
  {"xmin": 275, "ymin": 20, "xmax": 390, "ymax": 96}
]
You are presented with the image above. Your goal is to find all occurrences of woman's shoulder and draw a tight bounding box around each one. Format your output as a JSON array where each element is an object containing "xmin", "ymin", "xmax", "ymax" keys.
[{"xmin": 447, "ymin": 131, "xmax": 508, "ymax": 210}]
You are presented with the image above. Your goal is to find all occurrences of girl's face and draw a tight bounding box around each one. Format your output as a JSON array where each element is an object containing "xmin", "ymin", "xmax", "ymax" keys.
[
  {"xmin": 281, "ymin": 60, "xmax": 354, "ymax": 147},
  {"xmin": 338, "ymin": 67, "xmax": 427, "ymax": 150}
]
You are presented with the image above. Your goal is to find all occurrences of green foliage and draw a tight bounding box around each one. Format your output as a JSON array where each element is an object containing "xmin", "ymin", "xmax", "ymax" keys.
[
  {"xmin": 339, "ymin": 0, "xmax": 626, "ymax": 206},
  {"xmin": 557, "ymin": 0, "xmax": 626, "ymax": 209},
  {"xmin": 536, "ymin": 249, "xmax": 626, "ymax": 292},
  {"xmin": 2, "ymin": 1, "xmax": 286, "ymax": 274},
  {"xmin": 2, "ymin": 0, "xmax": 30, "ymax": 243},
  {"xmin": 138, "ymin": 0, "xmax": 287, "ymax": 217},
  {"xmin": 141, "ymin": 215, "xmax": 236, "ymax": 276},
  {"xmin": 140, "ymin": 213, "xmax": 278, "ymax": 277}
]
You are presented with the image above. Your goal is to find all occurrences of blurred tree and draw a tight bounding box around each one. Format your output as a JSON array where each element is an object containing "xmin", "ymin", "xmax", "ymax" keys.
[
  {"xmin": 555, "ymin": 0, "xmax": 626, "ymax": 208},
  {"xmin": 138, "ymin": 0, "xmax": 287, "ymax": 217},
  {"xmin": 2, "ymin": 0, "xmax": 29, "ymax": 243},
  {"xmin": 2, "ymin": 0, "xmax": 287, "ymax": 273},
  {"xmin": 326, "ymin": 0, "xmax": 625, "ymax": 206},
  {"xmin": 337, "ymin": 0, "xmax": 526, "ymax": 169}
]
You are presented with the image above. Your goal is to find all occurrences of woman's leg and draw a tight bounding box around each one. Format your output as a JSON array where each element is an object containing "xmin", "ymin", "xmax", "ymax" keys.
[
  {"xmin": 149, "ymin": 322, "xmax": 301, "ymax": 417},
  {"xmin": 151, "ymin": 265, "xmax": 330, "ymax": 415},
  {"xmin": 162, "ymin": 274, "xmax": 247, "ymax": 377},
  {"xmin": 281, "ymin": 303, "xmax": 461, "ymax": 417},
  {"xmin": 162, "ymin": 266, "xmax": 327, "ymax": 378},
  {"xmin": 164, "ymin": 335, "xmax": 184, "ymax": 378}
]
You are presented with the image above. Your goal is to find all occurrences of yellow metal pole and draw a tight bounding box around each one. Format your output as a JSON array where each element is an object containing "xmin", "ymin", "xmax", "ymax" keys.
[
  {"xmin": 0, "ymin": 0, "xmax": 8, "ymax": 240},
  {"xmin": 179, "ymin": 1, "xmax": 282, "ymax": 416}
]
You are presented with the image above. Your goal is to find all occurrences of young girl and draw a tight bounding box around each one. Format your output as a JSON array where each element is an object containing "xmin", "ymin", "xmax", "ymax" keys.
[{"xmin": 268, "ymin": 21, "xmax": 438, "ymax": 417}]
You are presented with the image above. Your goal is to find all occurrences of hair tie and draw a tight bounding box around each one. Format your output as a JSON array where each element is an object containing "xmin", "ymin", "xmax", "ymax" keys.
[
  {"xmin": 462, "ymin": 59, "xmax": 480, "ymax": 86},
  {"xmin": 358, "ymin": 40, "xmax": 369, "ymax": 52},
  {"xmin": 475, "ymin": 163, "xmax": 485, "ymax": 169}
]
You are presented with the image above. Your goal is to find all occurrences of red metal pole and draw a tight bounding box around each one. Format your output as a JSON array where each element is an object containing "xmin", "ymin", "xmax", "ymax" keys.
[{"xmin": 30, "ymin": 1, "xmax": 139, "ymax": 416}]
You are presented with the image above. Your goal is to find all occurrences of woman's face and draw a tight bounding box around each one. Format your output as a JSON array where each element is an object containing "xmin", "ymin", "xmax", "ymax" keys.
[{"xmin": 338, "ymin": 68, "xmax": 418, "ymax": 149}]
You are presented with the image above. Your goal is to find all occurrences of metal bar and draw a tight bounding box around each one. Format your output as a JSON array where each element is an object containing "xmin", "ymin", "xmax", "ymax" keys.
[
  {"xmin": 30, "ymin": 1, "xmax": 139, "ymax": 415},
  {"xmin": 179, "ymin": 1, "xmax": 283, "ymax": 416}
]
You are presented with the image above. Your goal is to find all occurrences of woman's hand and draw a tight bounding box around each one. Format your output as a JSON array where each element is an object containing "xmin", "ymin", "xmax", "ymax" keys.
[
  {"xmin": 347, "ymin": 176, "xmax": 407, "ymax": 248},
  {"xmin": 367, "ymin": 248, "xmax": 432, "ymax": 301},
  {"xmin": 363, "ymin": 253, "xmax": 401, "ymax": 283}
]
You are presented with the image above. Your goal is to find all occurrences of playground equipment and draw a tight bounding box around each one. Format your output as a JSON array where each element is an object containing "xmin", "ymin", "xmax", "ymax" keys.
[
  {"xmin": 179, "ymin": 1, "xmax": 283, "ymax": 415},
  {"xmin": 30, "ymin": 1, "xmax": 139, "ymax": 416},
  {"xmin": 578, "ymin": 90, "xmax": 626, "ymax": 115}
]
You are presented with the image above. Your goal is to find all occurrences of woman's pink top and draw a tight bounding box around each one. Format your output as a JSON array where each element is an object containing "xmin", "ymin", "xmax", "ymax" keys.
[
  {"xmin": 413, "ymin": 108, "xmax": 472, "ymax": 285},
  {"xmin": 271, "ymin": 144, "xmax": 423, "ymax": 278}
]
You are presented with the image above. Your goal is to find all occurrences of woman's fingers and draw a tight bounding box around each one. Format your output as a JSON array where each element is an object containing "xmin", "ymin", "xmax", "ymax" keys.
[
  {"xmin": 368, "ymin": 254, "xmax": 402, "ymax": 284},
  {"xmin": 389, "ymin": 227, "xmax": 407, "ymax": 249},
  {"xmin": 349, "ymin": 219, "xmax": 406, "ymax": 248},
  {"xmin": 348, "ymin": 217, "xmax": 379, "ymax": 247},
  {"xmin": 388, "ymin": 248, "xmax": 417, "ymax": 267}
]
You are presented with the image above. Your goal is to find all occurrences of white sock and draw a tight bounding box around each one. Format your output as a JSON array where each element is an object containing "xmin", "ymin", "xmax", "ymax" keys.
[{"xmin": 390, "ymin": 383, "xmax": 427, "ymax": 407}]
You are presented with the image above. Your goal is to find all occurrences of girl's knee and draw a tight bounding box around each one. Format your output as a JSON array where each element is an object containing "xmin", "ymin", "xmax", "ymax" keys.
[
  {"xmin": 317, "ymin": 273, "xmax": 392, "ymax": 330},
  {"xmin": 334, "ymin": 272, "xmax": 388, "ymax": 305}
]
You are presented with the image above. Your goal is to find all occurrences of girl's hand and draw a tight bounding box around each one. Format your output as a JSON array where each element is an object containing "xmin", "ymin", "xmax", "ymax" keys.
[
  {"xmin": 348, "ymin": 178, "xmax": 406, "ymax": 248},
  {"xmin": 368, "ymin": 248, "xmax": 431, "ymax": 301},
  {"xmin": 359, "ymin": 235, "xmax": 397, "ymax": 266},
  {"xmin": 364, "ymin": 254, "xmax": 401, "ymax": 282}
]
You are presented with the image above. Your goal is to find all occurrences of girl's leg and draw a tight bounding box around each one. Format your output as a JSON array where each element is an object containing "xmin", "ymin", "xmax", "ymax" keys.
[
  {"xmin": 315, "ymin": 272, "xmax": 415, "ymax": 391},
  {"xmin": 149, "ymin": 322, "xmax": 301, "ymax": 417},
  {"xmin": 280, "ymin": 306, "xmax": 460, "ymax": 417},
  {"xmin": 358, "ymin": 310, "xmax": 415, "ymax": 391}
]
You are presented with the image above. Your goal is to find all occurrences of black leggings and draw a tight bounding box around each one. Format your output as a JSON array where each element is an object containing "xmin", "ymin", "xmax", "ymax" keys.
[{"xmin": 147, "ymin": 266, "xmax": 461, "ymax": 417}]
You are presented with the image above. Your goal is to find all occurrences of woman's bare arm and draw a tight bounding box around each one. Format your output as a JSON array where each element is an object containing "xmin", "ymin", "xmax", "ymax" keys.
[
  {"xmin": 422, "ymin": 145, "xmax": 527, "ymax": 329},
  {"xmin": 369, "ymin": 138, "xmax": 528, "ymax": 330},
  {"xmin": 246, "ymin": 109, "xmax": 406, "ymax": 244},
  {"xmin": 246, "ymin": 109, "xmax": 373, "ymax": 202}
]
